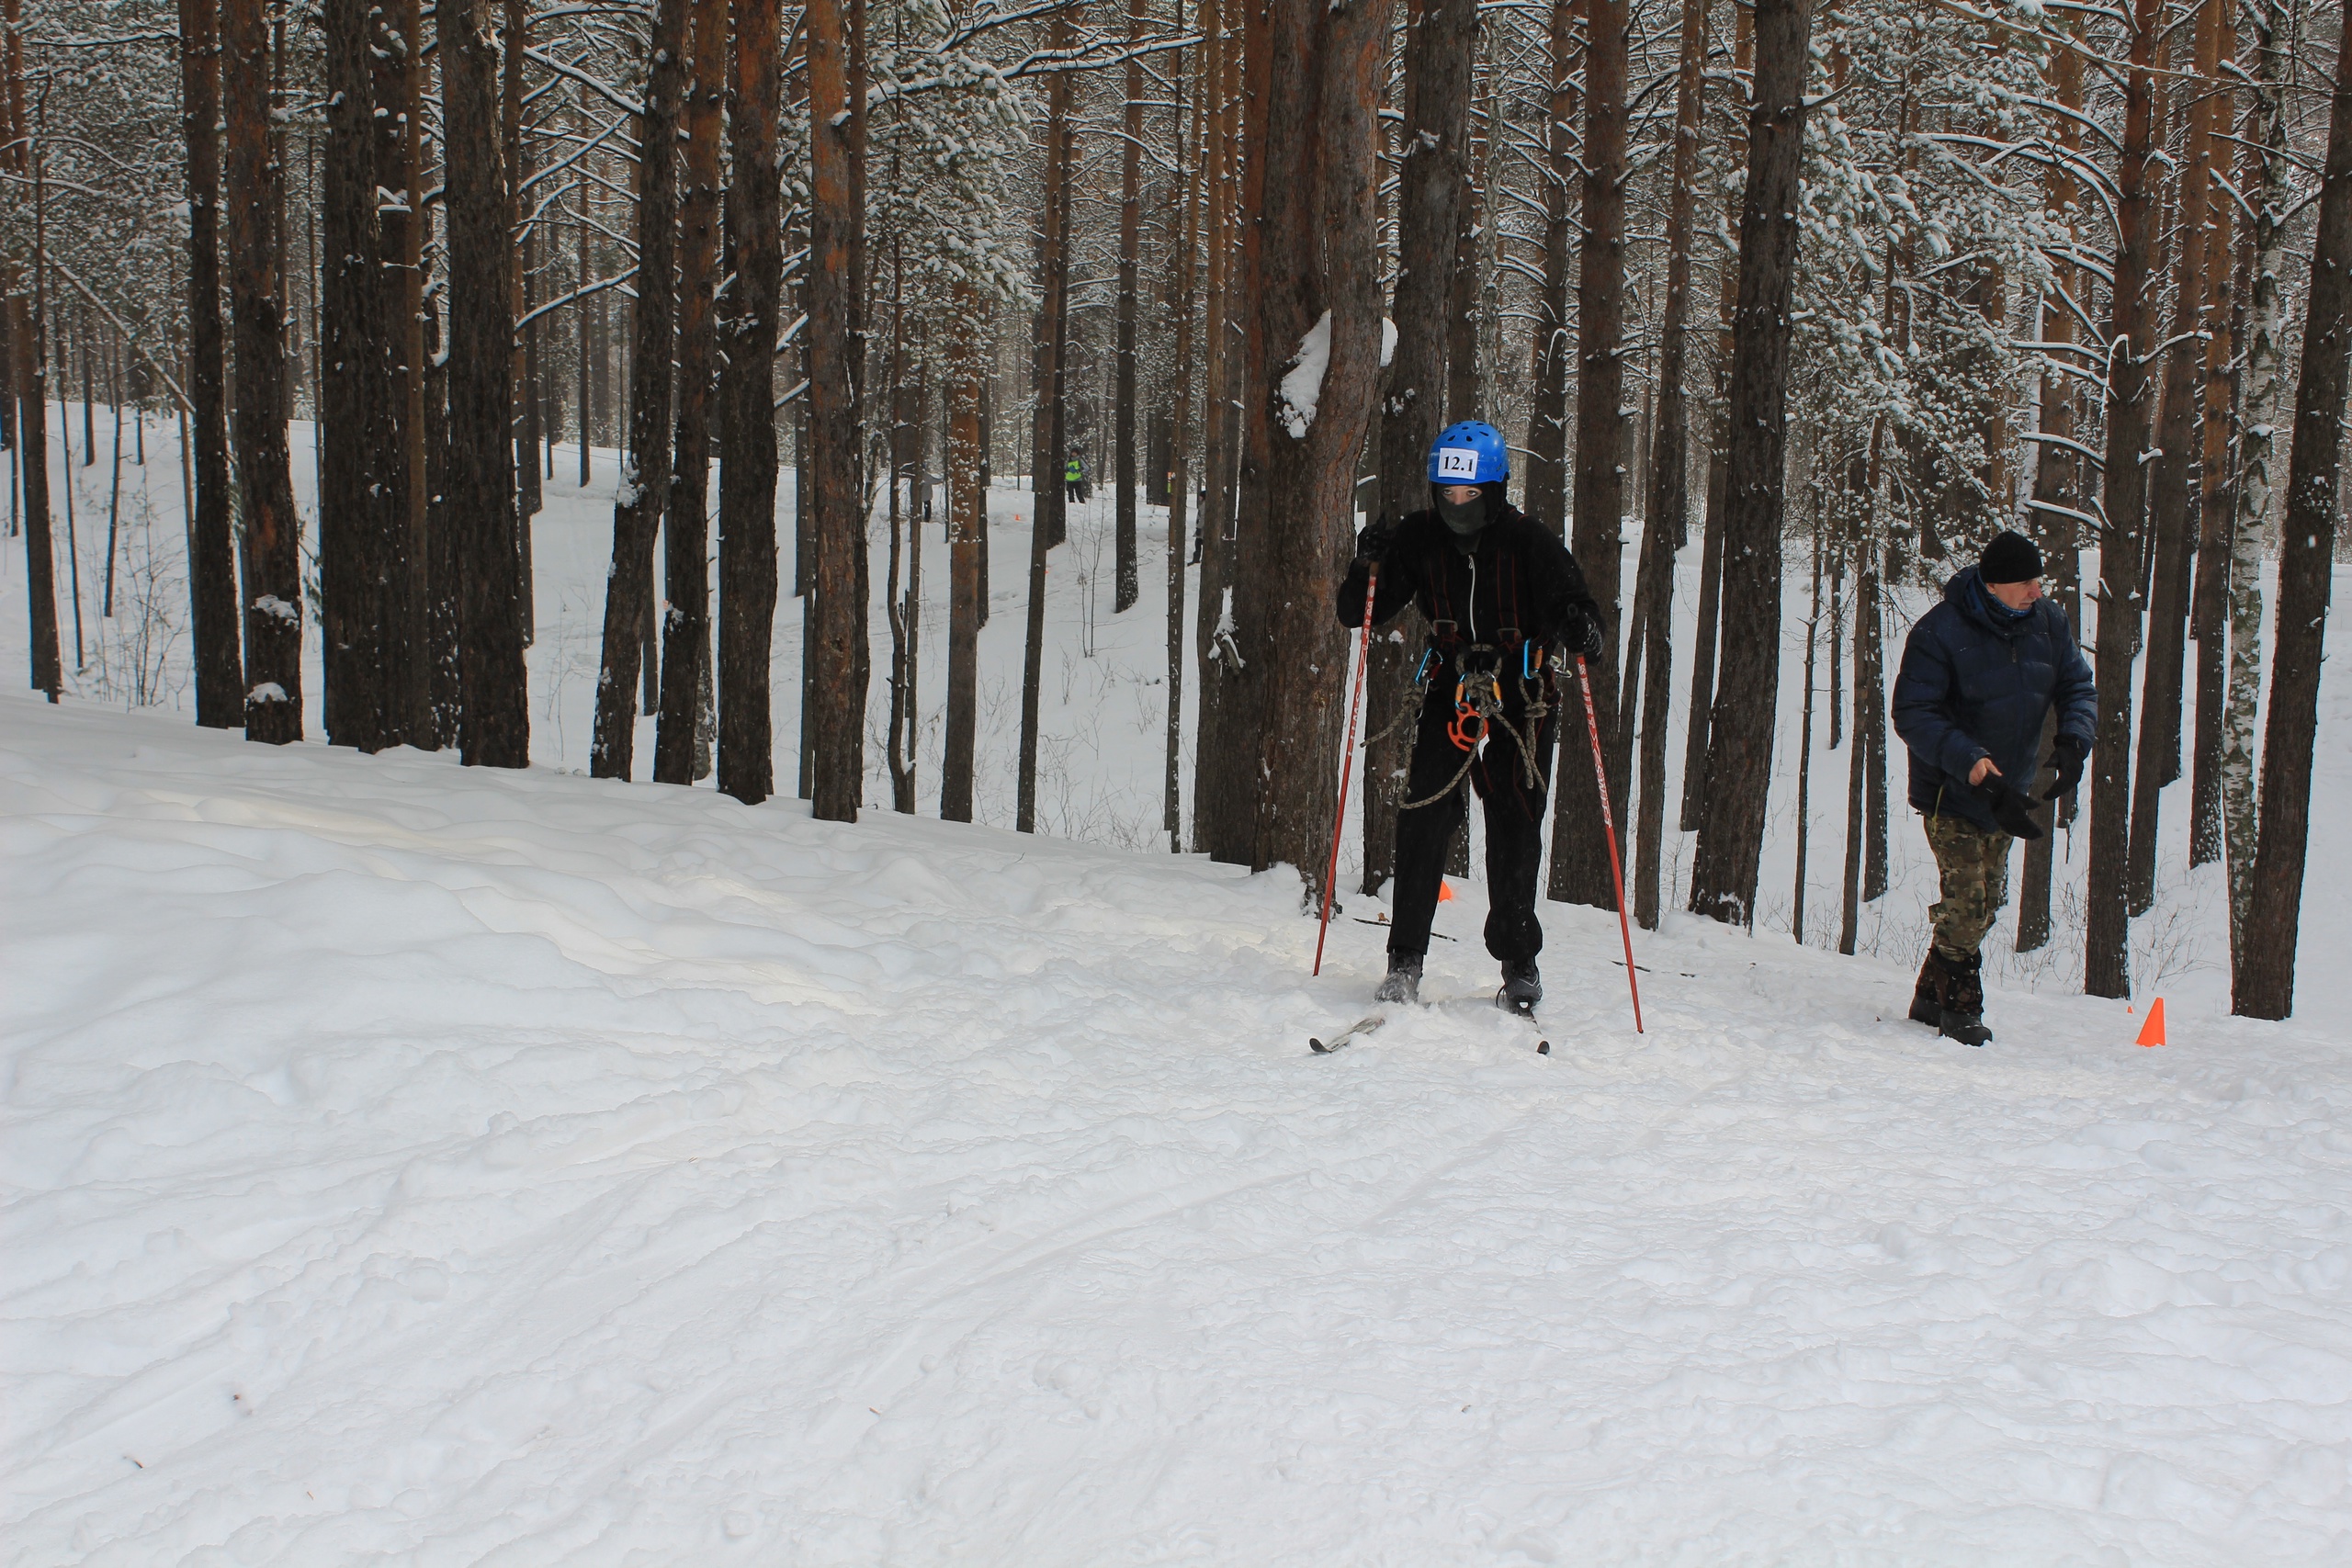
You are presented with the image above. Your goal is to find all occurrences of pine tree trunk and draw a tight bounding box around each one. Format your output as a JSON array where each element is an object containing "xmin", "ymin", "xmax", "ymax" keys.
[
  {"xmin": 1192, "ymin": 5, "xmax": 1248, "ymax": 858},
  {"xmin": 321, "ymin": 0, "xmax": 394, "ymax": 750},
  {"xmin": 589, "ymin": 0, "xmax": 688, "ymax": 780},
  {"xmin": 1792, "ymin": 524, "xmax": 1821, "ymax": 943},
  {"xmin": 226, "ymin": 0, "xmax": 301, "ymax": 742},
  {"xmin": 654, "ymin": 0, "xmax": 725, "ymax": 786},
  {"xmin": 446, "ymin": 0, "xmax": 527, "ymax": 766},
  {"xmin": 805, "ymin": 0, "xmax": 865, "ymax": 821},
  {"xmin": 2222, "ymin": 0, "xmax": 2290, "ymax": 970},
  {"xmin": 1679, "ymin": 0, "xmax": 1751, "ymax": 836},
  {"xmin": 943, "ymin": 280, "xmax": 984, "ymax": 823},
  {"xmin": 2236, "ymin": 6, "xmax": 2352, "ymax": 1020},
  {"xmin": 2187, "ymin": 0, "xmax": 2243, "ymax": 869},
  {"xmin": 173, "ymin": 0, "xmax": 239, "ymax": 722},
  {"xmin": 1688, "ymin": 0, "xmax": 1810, "ymax": 926},
  {"xmin": 1236, "ymin": 0, "xmax": 1392, "ymax": 894},
  {"xmin": 1113, "ymin": 0, "xmax": 1146, "ymax": 615},
  {"xmin": 1549, "ymin": 0, "xmax": 1630, "ymax": 910},
  {"xmin": 716, "ymin": 0, "xmax": 783, "ymax": 806},
  {"xmin": 2127, "ymin": 0, "xmax": 2225, "ymax": 910},
  {"xmin": 2084, "ymin": 0, "xmax": 2165, "ymax": 998},
  {"xmin": 1364, "ymin": 0, "xmax": 1473, "ymax": 894},
  {"xmin": 1522, "ymin": 0, "xmax": 1574, "ymax": 531},
  {"xmin": 2016, "ymin": 33, "xmax": 2085, "ymax": 953},
  {"xmin": 1167, "ymin": 38, "xmax": 1202, "ymax": 852},
  {"xmin": 1017, "ymin": 12, "xmax": 1078, "ymax": 834},
  {"xmin": 1632, "ymin": 0, "xmax": 1704, "ymax": 929},
  {"xmin": 375, "ymin": 0, "xmax": 427, "ymax": 744}
]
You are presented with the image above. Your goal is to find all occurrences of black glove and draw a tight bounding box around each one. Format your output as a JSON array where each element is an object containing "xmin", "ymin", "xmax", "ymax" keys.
[
  {"xmin": 1984, "ymin": 778, "xmax": 2046, "ymax": 841},
  {"xmin": 1558, "ymin": 606, "xmax": 1605, "ymax": 665},
  {"xmin": 1354, "ymin": 513, "xmax": 1396, "ymax": 565},
  {"xmin": 2044, "ymin": 735, "xmax": 2086, "ymax": 802}
]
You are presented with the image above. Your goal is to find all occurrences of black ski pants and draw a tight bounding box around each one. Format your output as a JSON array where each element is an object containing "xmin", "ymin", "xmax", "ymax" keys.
[{"xmin": 1387, "ymin": 678, "xmax": 1558, "ymax": 964}]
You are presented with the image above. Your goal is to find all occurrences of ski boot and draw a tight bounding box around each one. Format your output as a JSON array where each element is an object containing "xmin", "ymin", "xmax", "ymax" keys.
[
  {"xmin": 1374, "ymin": 953, "xmax": 1423, "ymax": 1005},
  {"xmin": 1498, "ymin": 959, "xmax": 1541, "ymax": 1018},
  {"xmin": 1936, "ymin": 951, "xmax": 1991, "ymax": 1046},
  {"xmin": 1908, "ymin": 953, "xmax": 1948, "ymax": 1028}
]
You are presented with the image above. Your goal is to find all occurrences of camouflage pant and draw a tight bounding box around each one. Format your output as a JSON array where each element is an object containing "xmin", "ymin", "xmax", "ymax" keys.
[{"xmin": 1922, "ymin": 812, "xmax": 2013, "ymax": 962}]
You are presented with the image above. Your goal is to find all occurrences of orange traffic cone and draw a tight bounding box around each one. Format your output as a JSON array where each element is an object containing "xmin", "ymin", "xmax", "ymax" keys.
[
  {"xmin": 2135, "ymin": 998, "xmax": 2166, "ymax": 1047},
  {"xmin": 1437, "ymin": 878, "xmax": 1454, "ymax": 903}
]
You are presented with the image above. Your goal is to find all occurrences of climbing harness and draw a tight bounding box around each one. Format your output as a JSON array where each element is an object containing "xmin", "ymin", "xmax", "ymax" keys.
[{"xmin": 1395, "ymin": 642, "xmax": 1553, "ymax": 810}]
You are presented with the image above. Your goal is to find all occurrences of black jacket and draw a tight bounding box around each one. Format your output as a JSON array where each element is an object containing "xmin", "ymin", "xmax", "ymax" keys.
[
  {"xmin": 1892, "ymin": 565, "xmax": 2097, "ymax": 830},
  {"xmin": 1335, "ymin": 501, "xmax": 1598, "ymax": 671}
]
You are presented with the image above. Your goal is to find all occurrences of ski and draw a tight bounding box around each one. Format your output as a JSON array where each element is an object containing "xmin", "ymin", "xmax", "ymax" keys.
[
  {"xmin": 1308, "ymin": 1014, "xmax": 1386, "ymax": 1054},
  {"xmin": 1307, "ymin": 1006, "xmax": 1548, "ymax": 1056}
]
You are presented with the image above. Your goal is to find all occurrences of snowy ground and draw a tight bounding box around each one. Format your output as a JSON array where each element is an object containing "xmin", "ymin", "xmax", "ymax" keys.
[{"xmin": 5, "ymin": 415, "xmax": 2351, "ymax": 1562}]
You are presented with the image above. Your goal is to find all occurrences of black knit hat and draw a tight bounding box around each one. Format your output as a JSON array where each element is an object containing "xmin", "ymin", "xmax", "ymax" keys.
[{"xmin": 1980, "ymin": 529, "xmax": 2044, "ymax": 585}]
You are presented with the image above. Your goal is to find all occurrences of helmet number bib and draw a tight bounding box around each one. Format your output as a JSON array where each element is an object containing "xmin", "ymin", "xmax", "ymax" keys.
[{"xmin": 1435, "ymin": 446, "xmax": 1481, "ymax": 481}]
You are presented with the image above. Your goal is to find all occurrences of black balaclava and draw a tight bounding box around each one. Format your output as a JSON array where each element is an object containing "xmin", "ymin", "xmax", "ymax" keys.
[{"xmin": 1434, "ymin": 483, "xmax": 1500, "ymax": 545}]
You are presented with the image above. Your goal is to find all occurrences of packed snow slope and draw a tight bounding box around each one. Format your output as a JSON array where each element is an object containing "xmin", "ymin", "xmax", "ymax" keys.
[{"xmin": 5, "ymin": 698, "xmax": 2349, "ymax": 1566}]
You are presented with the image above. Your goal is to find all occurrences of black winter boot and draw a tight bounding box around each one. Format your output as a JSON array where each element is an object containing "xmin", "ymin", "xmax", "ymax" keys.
[
  {"xmin": 1498, "ymin": 959, "xmax": 1541, "ymax": 1017},
  {"xmin": 1374, "ymin": 953, "xmax": 1423, "ymax": 1005},
  {"xmin": 1908, "ymin": 953, "xmax": 1947, "ymax": 1027},
  {"xmin": 1936, "ymin": 951, "xmax": 1991, "ymax": 1046}
]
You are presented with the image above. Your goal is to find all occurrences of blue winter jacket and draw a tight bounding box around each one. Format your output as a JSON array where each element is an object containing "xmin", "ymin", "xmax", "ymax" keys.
[{"xmin": 1891, "ymin": 566, "xmax": 2097, "ymax": 831}]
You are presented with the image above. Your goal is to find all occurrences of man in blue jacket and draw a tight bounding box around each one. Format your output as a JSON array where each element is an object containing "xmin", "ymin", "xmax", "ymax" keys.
[
  {"xmin": 1891, "ymin": 529, "xmax": 2095, "ymax": 1044},
  {"xmin": 1337, "ymin": 422, "xmax": 1604, "ymax": 1015}
]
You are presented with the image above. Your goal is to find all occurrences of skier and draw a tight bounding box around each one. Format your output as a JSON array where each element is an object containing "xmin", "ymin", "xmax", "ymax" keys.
[
  {"xmin": 1337, "ymin": 422, "xmax": 1604, "ymax": 1014},
  {"xmin": 1064, "ymin": 455, "xmax": 1086, "ymax": 505},
  {"xmin": 1891, "ymin": 528, "xmax": 2095, "ymax": 1045}
]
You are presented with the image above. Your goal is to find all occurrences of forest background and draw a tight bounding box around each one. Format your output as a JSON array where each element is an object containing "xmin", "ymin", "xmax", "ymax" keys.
[{"xmin": 1, "ymin": 0, "xmax": 2348, "ymax": 1019}]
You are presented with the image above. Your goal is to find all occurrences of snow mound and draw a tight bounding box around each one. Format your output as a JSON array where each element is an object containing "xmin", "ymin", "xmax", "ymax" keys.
[{"xmin": 5, "ymin": 698, "xmax": 2350, "ymax": 1564}]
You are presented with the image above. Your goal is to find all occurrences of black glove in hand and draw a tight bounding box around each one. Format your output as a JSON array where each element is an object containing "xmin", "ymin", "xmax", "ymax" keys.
[
  {"xmin": 1354, "ymin": 513, "xmax": 1396, "ymax": 565},
  {"xmin": 1560, "ymin": 607, "xmax": 1605, "ymax": 665},
  {"xmin": 2045, "ymin": 735, "xmax": 2086, "ymax": 802},
  {"xmin": 1984, "ymin": 778, "xmax": 2046, "ymax": 841}
]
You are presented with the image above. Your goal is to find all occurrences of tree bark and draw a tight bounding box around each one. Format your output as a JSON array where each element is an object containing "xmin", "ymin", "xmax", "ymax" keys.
[
  {"xmin": 2187, "ymin": 0, "xmax": 2241, "ymax": 868},
  {"xmin": 2236, "ymin": 6, "xmax": 2352, "ymax": 1020},
  {"xmin": 805, "ymin": 0, "xmax": 865, "ymax": 820},
  {"xmin": 226, "ymin": 0, "xmax": 301, "ymax": 742},
  {"xmin": 375, "ymin": 0, "xmax": 428, "ymax": 744},
  {"xmin": 717, "ymin": 0, "xmax": 783, "ymax": 805},
  {"xmin": 1549, "ymin": 0, "xmax": 1630, "ymax": 910},
  {"xmin": 2016, "ymin": 28, "xmax": 2086, "ymax": 953},
  {"xmin": 654, "ymin": 0, "xmax": 726, "ymax": 786},
  {"xmin": 1192, "ymin": 3, "xmax": 1248, "ymax": 857},
  {"xmin": 1232, "ymin": 0, "xmax": 1392, "ymax": 893},
  {"xmin": 2083, "ymin": 0, "xmax": 2165, "ymax": 998},
  {"xmin": 1018, "ymin": 12, "xmax": 1080, "ymax": 833},
  {"xmin": 445, "ymin": 0, "xmax": 527, "ymax": 767},
  {"xmin": 1167, "ymin": 36, "xmax": 1201, "ymax": 851},
  {"xmin": 1679, "ymin": 0, "xmax": 1752, "ymax": 836},
  {"xmin": 589, "ymin": 0, "xmax": 688, "ymax": 780},
  {"xmin": 943, "ymin": 280, "xmax": 984, "ymax": 823},
  {"xmin": 1365, "ymin": 0, "xmax": 1474, "ymax": 893},
  {"xmin": 2222, "ymin": 0, "xmax": 2291, "ymax": 972},
  {"xmin": 1631, "ymin": 0, "xmax": 1705, "ymax": 928},
  {"xmin": 1113, "ymin": 0, "xmax": 1147, "ymax": 615},
  {"xmin": 1522, "ymin": 0, "xmax": 1575, "ymax": 530},
  {"xmin": 321, "ymin": 0, "xmax": 395, "ymax": 750},
  {"xmin": 1688, "ymin": 0, "xmax": 1810, "ymax": 926},
  {"xmin": 2126, "ymin": 0, "xmax": 2224, "ymax": 910},
  {"xmin": 173, "ymin": 0, "xmax": 239, "ymax": 722}
]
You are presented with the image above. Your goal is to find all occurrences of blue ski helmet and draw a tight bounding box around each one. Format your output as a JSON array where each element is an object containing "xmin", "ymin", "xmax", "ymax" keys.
[{"xmin": 1428, "ymin": 422, "xmax": 1509, "ymax": 487}]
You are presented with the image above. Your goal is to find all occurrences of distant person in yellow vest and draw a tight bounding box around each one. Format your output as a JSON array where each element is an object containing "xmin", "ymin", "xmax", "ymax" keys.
[{"xmin": 1064, "ymin": 455, "xmax": 1086, "ymax": 505}]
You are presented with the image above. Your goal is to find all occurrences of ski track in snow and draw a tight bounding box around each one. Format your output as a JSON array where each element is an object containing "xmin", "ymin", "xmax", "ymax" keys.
[{"xmin": 5, "ymin": 699, "xmax": 2350, "ymax": 1565}]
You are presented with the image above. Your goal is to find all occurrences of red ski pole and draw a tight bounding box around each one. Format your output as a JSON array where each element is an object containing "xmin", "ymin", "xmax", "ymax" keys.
[
  {"xmin": 1314, "ymin": 565, "xmax": 1379, "ymax": 976},
  {"xmin": 1574, "ymin": 654, "xmax": 1644, "ymax": 1032}
]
